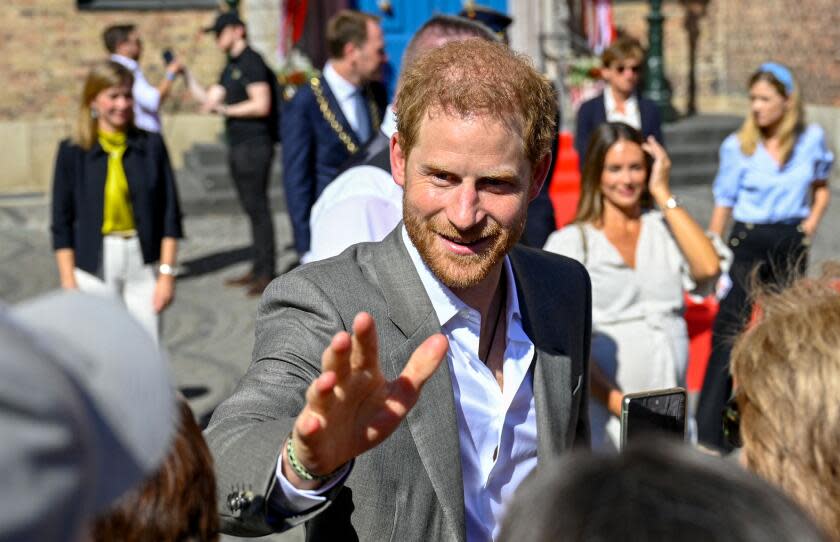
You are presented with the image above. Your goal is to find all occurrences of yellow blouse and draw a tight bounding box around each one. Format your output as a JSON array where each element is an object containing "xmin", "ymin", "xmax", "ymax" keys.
[{"xmin": 98, "ymin": 130, "xmax": 136, "ymax": 233}]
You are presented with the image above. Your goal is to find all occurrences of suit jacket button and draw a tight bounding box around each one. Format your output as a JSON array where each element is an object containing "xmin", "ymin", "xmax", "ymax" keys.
[{"xmin": 227, "ymin": 491, "xmax": 243, "ymax": 512}]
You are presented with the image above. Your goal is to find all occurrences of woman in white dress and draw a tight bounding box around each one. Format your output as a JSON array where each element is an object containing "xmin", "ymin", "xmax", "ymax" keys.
[{"xmin": 544, "ymin": 122, "xmax": 722, "ymax": 450}]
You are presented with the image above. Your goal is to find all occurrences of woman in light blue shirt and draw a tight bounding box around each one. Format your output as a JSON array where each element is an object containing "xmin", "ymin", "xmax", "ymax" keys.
[{"xmin": 696, "ymin": 63, "xmax": 833, "ymax": 449}]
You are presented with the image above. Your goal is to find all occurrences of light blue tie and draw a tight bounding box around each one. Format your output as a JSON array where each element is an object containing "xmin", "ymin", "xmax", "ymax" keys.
[{"xmin": 353, "ymin": 89, "xmax": 371, "ymax": 144}]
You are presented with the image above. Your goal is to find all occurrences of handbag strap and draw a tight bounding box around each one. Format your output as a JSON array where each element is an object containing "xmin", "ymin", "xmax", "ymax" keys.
[{"xmin": 577, "ymin": 223, "xmax": 589, "ymax": 266}]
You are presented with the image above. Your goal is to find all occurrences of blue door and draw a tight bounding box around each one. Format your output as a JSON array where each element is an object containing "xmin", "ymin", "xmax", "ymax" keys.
[{"xmin": 354, "ymin": 0, "xmax": 508, "ymax": 98}]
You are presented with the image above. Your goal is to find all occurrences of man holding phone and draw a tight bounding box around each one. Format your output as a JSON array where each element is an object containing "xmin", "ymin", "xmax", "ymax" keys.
[{"xmin": 104, "ymin": 24, "xmax": 183, "ymax": 133}]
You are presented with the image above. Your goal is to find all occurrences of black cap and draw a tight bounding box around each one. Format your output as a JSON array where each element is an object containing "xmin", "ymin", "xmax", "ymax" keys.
[
  {"xmin": 203, "ymin": 11, "xmax": 245, "ymax": 36},
  {"xmin": 459, "ymin": 5, "xmax": 513, "ymax": 36}
]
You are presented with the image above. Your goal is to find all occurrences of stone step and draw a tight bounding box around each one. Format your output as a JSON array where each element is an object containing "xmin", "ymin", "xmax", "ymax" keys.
[
  {"xmin": 667, "ymin": 142, "xmax": 721, "ymax": 165},
  {"xmin": 176, "ymin": 140, "xmax": 286, "ymax": 216},
  {"xmin": 184, "ymin": 142, "xmax": 229, "ymax": 169},
  {"xmin": 669, "ymin": 162, "xmax": 719, "ymax": 187},
  {"xmin": 664, "ymin": 113, "xmax": 743, "ymax": 131},
  {"xmin": 176, "ymin": 167, "xmax": 288, "ymax": 216},
  {"xmin": 663, "ymin": 115, "xmax": 742, "ymax": 147},
  {"xmin": 661, "ymin": 115, "xmax": 741, "ymax": 186}
]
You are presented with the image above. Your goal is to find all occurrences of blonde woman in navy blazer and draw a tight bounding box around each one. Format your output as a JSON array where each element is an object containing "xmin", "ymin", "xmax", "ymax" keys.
[{"xmin": 51, "ymin": 60, "xmax": 183, "ymax": 342}]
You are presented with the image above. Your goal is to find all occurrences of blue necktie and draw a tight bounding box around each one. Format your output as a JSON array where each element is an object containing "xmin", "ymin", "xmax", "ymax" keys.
[{"xmin": 353, "ymin": 90, "xmax": 371, "ymax": 144}]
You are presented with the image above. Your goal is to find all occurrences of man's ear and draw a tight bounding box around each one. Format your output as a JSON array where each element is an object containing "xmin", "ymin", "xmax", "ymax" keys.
[
  {"xmin": 528, "ymin": 152, "xmax": 552, "ymax": 202},
  {"xmin": 343, "ymin": 41, "xmax": 358, "ymax": 61},
  {"xmin": 390, "ymin": 133, "xmax": 407, "ymax": 188}
]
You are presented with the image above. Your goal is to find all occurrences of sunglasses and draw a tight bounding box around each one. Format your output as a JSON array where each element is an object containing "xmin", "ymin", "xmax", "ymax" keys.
[
  {"xmin": 614, "ymin": 64, "xmax": 642, "ymax": 74},
  {"xmin": 722, "ymin": 394, "xmax": 743, "ymax": 448}
]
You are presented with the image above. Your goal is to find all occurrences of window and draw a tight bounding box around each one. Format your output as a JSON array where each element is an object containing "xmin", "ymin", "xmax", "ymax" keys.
[{"xmin": 78, "ymin": 0, "xmax": 219, "ymax": 10}]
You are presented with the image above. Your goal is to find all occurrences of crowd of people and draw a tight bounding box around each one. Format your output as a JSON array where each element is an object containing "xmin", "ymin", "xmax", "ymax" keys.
[{"xmin": 7, "ymin": 4, "xmax": 834, "ymax": 541}]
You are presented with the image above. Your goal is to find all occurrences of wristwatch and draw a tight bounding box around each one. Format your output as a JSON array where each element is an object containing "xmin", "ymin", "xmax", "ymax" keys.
[
  {"xmin": 663, "ymin": 195, "xmax": 681, "ymax": 210},
  {"xmin": 158, "ymin": 263, "xmax": 176, "ymax": 277}
]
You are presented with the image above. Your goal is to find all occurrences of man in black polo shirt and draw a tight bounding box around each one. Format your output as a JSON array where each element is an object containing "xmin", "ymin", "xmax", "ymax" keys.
[{"xmin": 185, "ymin": 12, "xmax": 276, "ymax": 296}]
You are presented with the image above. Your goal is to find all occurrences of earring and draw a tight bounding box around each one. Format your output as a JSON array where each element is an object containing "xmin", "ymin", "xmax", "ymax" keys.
[{"xmin": 90, "ymin": 107, "xmax": 99, "ymax": 119}]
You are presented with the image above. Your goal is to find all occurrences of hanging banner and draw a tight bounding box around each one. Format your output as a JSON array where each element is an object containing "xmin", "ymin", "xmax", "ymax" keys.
[
  {"xmin": 279, "ymin": 0, "xmax": 309, "ymax": 62},
  {"xmin": 583, "ymin": 0, "xmax": 616, "ymax": 55}
]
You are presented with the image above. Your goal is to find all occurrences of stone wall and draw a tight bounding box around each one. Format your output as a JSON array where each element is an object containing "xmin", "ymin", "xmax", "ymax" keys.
[
  {"xmin": 0, "ymin": 1, "xmax": 226, "ymax": 122},
  {"xmin": 0, "ymin": 0, "xmax": 280, "ymax": 194},
  {"xmin": 612, "ymin": 0, "xmax": 840, "ymax": 114}
]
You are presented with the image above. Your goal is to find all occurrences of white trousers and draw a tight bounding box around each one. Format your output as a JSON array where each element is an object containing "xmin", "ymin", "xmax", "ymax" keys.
[{"xmin": 74, "ymin": 235, "xmax": 160, "ymax": 343}]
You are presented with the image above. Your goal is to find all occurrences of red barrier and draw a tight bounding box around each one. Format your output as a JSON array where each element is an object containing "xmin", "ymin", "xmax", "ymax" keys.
[
  {"xmin": 548, "ymin": 131, "xmax": 581, "ymax": 229},
  {"xmin": 684, "ymin": 294, "xmax": 719, "ymax": 392}
]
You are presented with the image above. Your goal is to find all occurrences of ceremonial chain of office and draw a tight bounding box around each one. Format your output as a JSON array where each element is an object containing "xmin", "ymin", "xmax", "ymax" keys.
[{"xmin": 310, "ymin": 76, "xmax": 380, "ymax": 155}]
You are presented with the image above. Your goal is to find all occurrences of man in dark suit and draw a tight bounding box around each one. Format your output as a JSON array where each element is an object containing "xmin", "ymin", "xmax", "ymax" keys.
[
  {"xmin": 206, "ymin": 39, "xmax": 591, "ymax": 540},
  {"xmin": 575, "ymin": 36, "xmax": 663, "ymax": 167},
  {"xmin": 281, "ymin": 9, "xmax": 387, "ymax": 257}
]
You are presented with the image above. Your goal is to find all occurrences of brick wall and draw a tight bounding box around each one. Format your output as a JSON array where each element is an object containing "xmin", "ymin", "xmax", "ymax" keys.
[
  {"xmin": 612, "ymin": 0, "xmax": 840, "ymax": 113},
  {"xmin": 0, "ymin": 1, "xmax": 286, "ymax": 194},
  {"xmin": 0, "ymin": 0, "xmax": 224, "ymax": 123}
]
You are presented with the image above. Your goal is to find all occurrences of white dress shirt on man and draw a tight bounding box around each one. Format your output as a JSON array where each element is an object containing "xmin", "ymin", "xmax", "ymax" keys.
[
  {"xmin": 302, "ymin": 106, "xmax": 401, "ymax": 264},
  {"xmin": 274, "ymin": 226, "xmax": 539, "ymax": 542},
  {"xmin": 110, "ymin": 54, "xmax": 162, "ymax": 133},
  {"xmin": 604, "ymin": 87, "xmax": 641, "ymax": 130},
  {"xmin": 322, "ymin": 62, "xmax": 369, "ymax": 140}
]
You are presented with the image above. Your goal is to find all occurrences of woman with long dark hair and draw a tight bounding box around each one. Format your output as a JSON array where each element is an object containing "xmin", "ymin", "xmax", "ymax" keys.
[
  {"xmin": 545, "ymin": 122, "xmax": 722, "ymax": 450},
  {"xmin": 696, "ymin": 63, "xmax": 833, "ymax": 449},
  {"xmin": 51, "ymin": 60, "xmax": 183, "ymax": 343}
]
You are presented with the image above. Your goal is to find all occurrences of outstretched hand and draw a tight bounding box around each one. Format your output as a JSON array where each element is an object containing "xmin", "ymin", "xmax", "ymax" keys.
[
  {"xmin": 285, "ymin": 312, "xmax": 449, "ymax": 488},
  {"xmin": 641, "ymin": 136, "xmax": 672, "ymax": 203}
]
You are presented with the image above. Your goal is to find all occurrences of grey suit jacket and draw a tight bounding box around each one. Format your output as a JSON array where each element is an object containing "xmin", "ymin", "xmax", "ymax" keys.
[{"xmin": 205, "ymin": 226, "xmax": 591, "ymax": 540}]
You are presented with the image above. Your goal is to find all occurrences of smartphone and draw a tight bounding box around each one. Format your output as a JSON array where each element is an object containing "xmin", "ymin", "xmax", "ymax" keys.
[
  {"xmin": 620, "ymin": 387, "xmax": 686, "ymax": 449},
  {"xmin": 162, "ymin": 49, "xmax": 175, "ymax": 66}
]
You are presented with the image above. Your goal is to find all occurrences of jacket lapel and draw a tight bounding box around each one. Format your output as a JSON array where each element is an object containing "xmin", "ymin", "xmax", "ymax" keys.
[
  {"xmin": 595, "ymin": 93, "xmax": 608, "ymax": 125},
  {"xmin": 509, "ymin": 249, "xmax": 576, "ymax": 458},
  {"xmin": 640, "ymin": 98, "xmax": 654, "ymax": 137},
  {"xmin": 319, "ymin": 75, "xmax": 362, "ymax": 148},
  {"xmin": 83, "ymin": 144, "xmax": 108, "ymax": 234},
  {"xmin": 372, "ymin": 228, "xmax": 467, "ymax": 542},
  {"xmin": 122, "ymin": 131, "xmax": 147, "ymax": 201}
]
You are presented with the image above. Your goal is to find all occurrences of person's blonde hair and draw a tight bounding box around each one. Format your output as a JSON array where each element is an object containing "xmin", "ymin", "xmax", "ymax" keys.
[
  {"xmin": 731, "ymin": 263, "xmax": 840, "ymax": 539},
  {"xmin": 73, "ymin": 60, "xmax": 134, "ymax": 150},
  {"xmin": 395, "ymin": 39, "xmax": 556, "ymax": 167},
  {"xmin": 601, "ymin": 36, "xmax": 645, "ymax": 68},
  {"xmin": 574, "ymin": 122, "xmax": 652, "ymax": 224},
  {"xmin": 737, "ymin": 67, "xmax": 805, "ymax": 165}
]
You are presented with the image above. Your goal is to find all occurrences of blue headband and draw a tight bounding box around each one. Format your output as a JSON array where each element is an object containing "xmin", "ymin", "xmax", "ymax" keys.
[{"xmin": 758, "ymin": 62, "xmax": 794, "ymax": 94}]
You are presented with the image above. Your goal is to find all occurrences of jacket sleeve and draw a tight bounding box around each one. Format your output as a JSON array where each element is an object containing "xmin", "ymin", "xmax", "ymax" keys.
[
  {"xmin": 574, "ymin": 102, "xmax": 593, "ymax": 171},
  {"xmin": 204, "ymin": 269, "xmax": 348, "ymax": 536},
  {"xmin": 648, "ymin": 101, "xmax": 664, "ymax": 146},
  {"xmin": 281, "ymin": 90, "xmax": 316, "ymax": 255},
  {"xmin": 51, "ymin": 141, "xmax": 76, "ymax": 250},
  {"xmin": 153, "ymin": 133, "xmax": 183, "ymax": 239},
  {"xmin": 573, "ymin": 261, "xmax": 592, "ymax": 449}
]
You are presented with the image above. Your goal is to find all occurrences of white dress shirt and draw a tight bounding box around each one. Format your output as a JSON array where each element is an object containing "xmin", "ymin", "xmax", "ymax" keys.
[
  {"xmin": 323, "ymin": 62, "xmax": 368, "ymax": 139},
  {"xmin": 604, "ymin": 87, "xmax": 641, "ymax": 130},
  {"xmin": 379, "ymin": 104, "xmax": 397, "ymax": 140},
  {"xmin": 274, "ymin": 226, "xmax": 539, "ymax": 542},
  {"xmin": 110, "ymin": 54, "xmax": 161, "ymax": 133},
  {"xmin": 303, "ymin": 106, "xmax": 401, "ymax": 264}
]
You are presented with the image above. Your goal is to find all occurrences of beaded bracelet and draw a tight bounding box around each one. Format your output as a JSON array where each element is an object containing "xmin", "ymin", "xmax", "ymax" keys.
[{"xmin": 286, "ymin": 433, "xmax": 345, "ymax": 482}]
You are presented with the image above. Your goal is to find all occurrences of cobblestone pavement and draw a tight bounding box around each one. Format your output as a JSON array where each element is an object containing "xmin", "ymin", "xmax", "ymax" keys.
[
  {"xmin": 1, "ymin": 184, "xmax": 837, "ymax": 541},
  {"xmin": 0, "ymin": 201, "xmax": 302, "ymax": 542}
]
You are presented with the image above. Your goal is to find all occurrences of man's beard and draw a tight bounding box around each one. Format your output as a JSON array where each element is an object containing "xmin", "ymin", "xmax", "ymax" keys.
[{"xmin": 403, "ymin": 197, "xmax": 526, "ymax": 290}]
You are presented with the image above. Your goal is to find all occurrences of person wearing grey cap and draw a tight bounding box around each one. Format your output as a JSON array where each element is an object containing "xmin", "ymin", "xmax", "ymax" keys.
[{"xmin": 0, "ymin": 291, "xmax": 175, "ymax": 542}]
